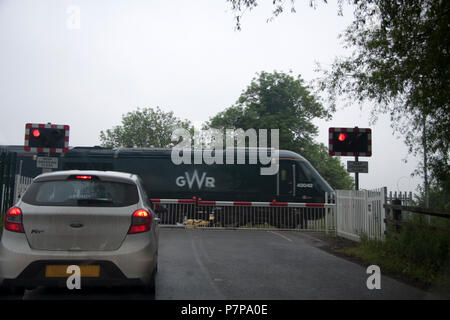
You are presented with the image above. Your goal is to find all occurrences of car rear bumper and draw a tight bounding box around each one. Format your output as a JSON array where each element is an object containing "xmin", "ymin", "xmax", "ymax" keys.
[
  {"xmin": 0, "ymin": 230, "xmax": 157, "ymax": 288},
  {"xmin": 1, "ymin": 260, "xmax": 145, "ymax": 289}
]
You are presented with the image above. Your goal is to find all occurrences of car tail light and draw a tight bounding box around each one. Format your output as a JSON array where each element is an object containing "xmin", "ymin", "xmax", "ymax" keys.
[
  {"xmin": 128, "ymin": 209, "xmax": 152, "ymax": 234},
  {"xmin": 4, "ymin": 207, "xmax": 25, "ymax": 233}
]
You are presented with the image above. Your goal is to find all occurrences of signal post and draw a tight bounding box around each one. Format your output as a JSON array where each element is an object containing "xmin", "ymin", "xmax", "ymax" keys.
[
  {"xmin": 24, "ymin": 123, "xmax": 70, "ymax": 172},
  {"xmin": 328, "ymin": 127, "xmax": 371, "ymax": 190}
]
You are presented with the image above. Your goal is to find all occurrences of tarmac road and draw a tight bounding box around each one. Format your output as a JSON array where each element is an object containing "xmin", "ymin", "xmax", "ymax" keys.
[{"xmin": 1, "ymin": 228, "xmax": 438, "ymax": 300}]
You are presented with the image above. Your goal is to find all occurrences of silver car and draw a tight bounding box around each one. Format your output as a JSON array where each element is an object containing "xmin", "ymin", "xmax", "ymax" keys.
[{"xmin": 0, "ymin": 170, "xmax": 159, "ymax": 295}]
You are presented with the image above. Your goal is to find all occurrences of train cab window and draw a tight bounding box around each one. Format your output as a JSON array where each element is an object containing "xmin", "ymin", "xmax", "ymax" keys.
[
  {"xmin": 296, "ymin": 163, "xmax": 309, "ymax": 182},
  {"xmin": 296, "ymin": 162, "xmax": 312, "ymax": 182},
  {"xmin": 297, "ymin": 161, "xmax": 333, "ymax": 194}
]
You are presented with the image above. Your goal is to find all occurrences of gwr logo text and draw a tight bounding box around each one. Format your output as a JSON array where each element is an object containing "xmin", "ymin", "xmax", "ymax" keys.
[{"xmin": 176, "ymin": 170, "xmax": 215, "ymax": 189}]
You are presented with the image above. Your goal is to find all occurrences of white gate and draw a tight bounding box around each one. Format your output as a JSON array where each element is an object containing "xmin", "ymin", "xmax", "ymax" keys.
[
  {"xmin": 13, "ymin": 174, "xmax": 34, "ymax": 204},
  {"xmin": 336, "ymin": 187, "xmax": 386, "ymax": 242}
]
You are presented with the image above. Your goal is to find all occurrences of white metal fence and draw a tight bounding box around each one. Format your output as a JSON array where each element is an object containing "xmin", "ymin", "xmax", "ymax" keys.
[
  {"xmin": 13, "ymin": 174, "xmax": 33, "ymax": 204},
  {"xmin": 335, "ymin": 188, "xmax": 387, "ymax": 242},
  {"xmin": 386, "ymin": 191, "xmax": 413, "ymax": 206},
  {"xmin": 153, "ymin": 199, "xmax": 335, "ymax": 232}
]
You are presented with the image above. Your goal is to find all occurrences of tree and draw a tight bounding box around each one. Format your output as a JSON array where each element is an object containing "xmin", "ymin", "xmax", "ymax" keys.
[
  {"xmin": 316, "ymin": 0, "xmax": 450, "ymax": 201},
  {"xmin": 99, "ymin": 107, "xmax": 193, "ymax": 148},
  {"xmin": 226, "ymin": 0, "xmax": 335, "ymax": 30},
  {"xmin": 206, "ymin": 71, "xmax": 354, "ymax": 189},
  {"xmin": 225, "ymin": 0, "xmax": 450, "ymax": 202},
  {"xmin": 415, "ymin": 180, "xmax": 450, "ymax": 210},
  {"xmin": 208, "ymin": 71, "xmax": 330, "ymax": 151}
]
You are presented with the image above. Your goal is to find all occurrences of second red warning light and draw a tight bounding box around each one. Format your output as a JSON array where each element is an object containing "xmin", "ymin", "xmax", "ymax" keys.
[{"xmin": 32, "ymin": 129, "xmax": 40, "ymax": 138}]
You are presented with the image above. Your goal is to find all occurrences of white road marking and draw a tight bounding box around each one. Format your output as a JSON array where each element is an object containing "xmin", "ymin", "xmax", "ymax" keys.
[{"xmin": 268, "ymin": 231, "xmax": 293, "ymax": 242}]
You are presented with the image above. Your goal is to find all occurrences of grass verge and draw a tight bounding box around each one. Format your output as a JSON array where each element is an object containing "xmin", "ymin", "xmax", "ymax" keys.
[{"xmin": 338, "ymin": 215, "xmax": 450, "ymax": 294}]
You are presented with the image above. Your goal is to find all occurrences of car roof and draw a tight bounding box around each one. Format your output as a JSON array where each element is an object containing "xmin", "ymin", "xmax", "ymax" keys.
[{"xmin": 33, "ymin": 170, "xmax": 138, "ymax": 184}]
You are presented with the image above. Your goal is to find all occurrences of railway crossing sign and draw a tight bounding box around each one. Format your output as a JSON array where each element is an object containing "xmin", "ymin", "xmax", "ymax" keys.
[
  {"xmin": 328, "ymin": 127, "xmax": 371, "ymax": 156},
  {"xmin": 36, "ymin": 156, "xmax": 59, "ymax": 169},
  {"xmin": 329, "ymin": 127, "xmax": 372, "ymax": 191},
  {"xmin": 347, "ymin": 161, "xmax": 368, "ymax": 173},
  {"xmin": 24, "ymin": 123, "xmax": 70, "ymax": 153}
]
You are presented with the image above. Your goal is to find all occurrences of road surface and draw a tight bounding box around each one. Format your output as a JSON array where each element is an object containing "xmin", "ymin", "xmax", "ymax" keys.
[{"xmin": 1, "ymin": 228, "xmax": 437, "ymax": 300}]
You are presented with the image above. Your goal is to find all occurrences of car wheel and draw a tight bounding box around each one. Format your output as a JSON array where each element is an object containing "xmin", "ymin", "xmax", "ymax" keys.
[
  {"xmin": 0, "ymin": 285, "xmax": 9, "ymax": 296},
  {"xmin": 145, "ymin": 269, "xmax": 156, "ymax": 295},
  {"xmin": 129, "ymin": 269, "xmax": 156, "ymax": 296}
]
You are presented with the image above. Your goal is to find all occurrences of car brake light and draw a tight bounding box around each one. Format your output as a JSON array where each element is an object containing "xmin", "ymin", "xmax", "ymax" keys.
[
  {"xmin": 4, "ymin": 207, "xmax": 25, "ymax": 233},
  {"xmin": 76, "ymin": 175, "xmax": 92, "ymax": 180},
  {"xmin": 128, "ymin": 209, "xmax": 152, "ymax": 234}
]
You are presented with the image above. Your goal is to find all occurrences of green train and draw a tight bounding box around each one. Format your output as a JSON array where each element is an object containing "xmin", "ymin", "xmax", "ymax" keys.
[
  {"xmin": 2, "ymin": 146, "xmax": 336, "ymax": 228},
  {"xmin": 2, "ymin": 146, "xmax": 333, "ymax": 204}
]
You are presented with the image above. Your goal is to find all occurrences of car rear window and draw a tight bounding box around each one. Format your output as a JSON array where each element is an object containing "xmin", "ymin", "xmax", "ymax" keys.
[{"xmin": 21, "ymin": 179, "xmax": 139, "ymax": 207}]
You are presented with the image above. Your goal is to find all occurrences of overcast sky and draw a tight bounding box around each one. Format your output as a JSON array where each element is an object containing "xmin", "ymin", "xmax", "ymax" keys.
[{"xmin": 0, "ymin": 0, "xmax": 422, "ymax": 194}]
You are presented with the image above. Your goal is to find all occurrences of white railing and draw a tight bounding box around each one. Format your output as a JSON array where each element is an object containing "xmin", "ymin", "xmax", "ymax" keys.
[
  {"xmin": 13, "ymin": 175, "xmax": 34, "ymax": 204},
  {"xmin": 152, "ymin": 199, "xmax": 335, "ymax": 232},
  {"xmin": 335, "ymin": 188, "xmax": 387, "ymax": 242},
  {"xmin": 387, "ymin": 191, "xmax": 413, "ymax": 205}
]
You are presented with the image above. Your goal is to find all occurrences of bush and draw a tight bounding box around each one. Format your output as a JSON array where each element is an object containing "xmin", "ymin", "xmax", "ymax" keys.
[{"xmin": 346, "ymin": 215, "xmax": 450, "ymax": 285}]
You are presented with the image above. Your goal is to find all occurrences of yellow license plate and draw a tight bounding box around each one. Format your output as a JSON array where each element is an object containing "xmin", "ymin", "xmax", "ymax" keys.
[{"xmin": 45, "ymin": 265, "xmax": 100, "ymax": 278}]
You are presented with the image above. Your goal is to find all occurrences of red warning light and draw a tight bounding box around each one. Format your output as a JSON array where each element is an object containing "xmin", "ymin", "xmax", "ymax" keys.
[
  {"xmin": 338, "ymin": 133, "xmax": 347, "ymax": 142},
  {"xmin": 32, "ymin": 129, "xmax": 40, "ymax": 138}
]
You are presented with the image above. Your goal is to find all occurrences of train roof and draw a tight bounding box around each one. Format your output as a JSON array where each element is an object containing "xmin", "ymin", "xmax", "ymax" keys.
[{"xmin": 1, "ymin": 145, "xmax": 308, "ymax": 161}]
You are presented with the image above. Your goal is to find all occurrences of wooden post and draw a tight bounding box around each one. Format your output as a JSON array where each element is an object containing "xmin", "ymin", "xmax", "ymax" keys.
[{"xmin": 392, "ymin": 198, "xmax": 402, "ymax": 232}]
